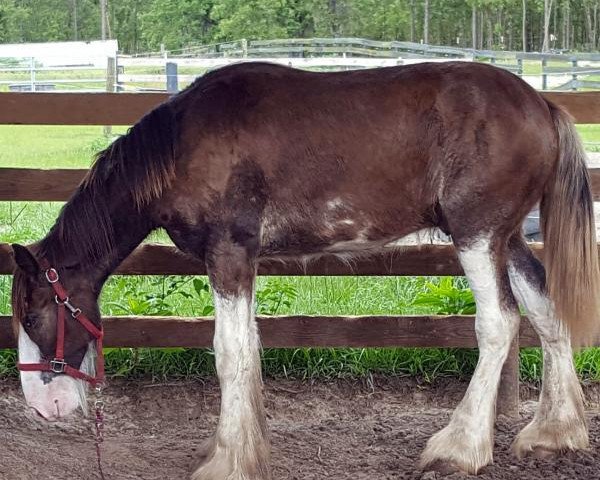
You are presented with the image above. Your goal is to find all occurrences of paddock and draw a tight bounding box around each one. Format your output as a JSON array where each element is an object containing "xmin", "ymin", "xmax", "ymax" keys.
[
  {"xmin": 2, "ymin": 377, "xmax": 600, "ymax": 479},
  {"xmin": 2, "ymin": 88, "xmax": 600, "ymax": 478}
]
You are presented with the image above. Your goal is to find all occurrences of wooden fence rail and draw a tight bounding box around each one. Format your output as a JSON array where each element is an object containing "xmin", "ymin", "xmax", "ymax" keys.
[
  {"xmin": 3, "ymin": 90, "xmax": 600, "ymax": 416},
  {"xmin": 2, "ymin": 91, "xmax": 600, "ymax": 125},
  {"xmin": 0, "ymin": 315, "xmax": 542, "ymax": 350}
]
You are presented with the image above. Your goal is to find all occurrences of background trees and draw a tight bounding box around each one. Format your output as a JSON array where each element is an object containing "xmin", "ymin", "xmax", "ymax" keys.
[{"xmin": 0, "ymin": 0, "xmax": 599, "ymax": 54}]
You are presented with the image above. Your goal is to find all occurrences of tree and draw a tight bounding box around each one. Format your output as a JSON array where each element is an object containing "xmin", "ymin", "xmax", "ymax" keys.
[
  {"xmin": 522, "ymin": 0, "xmax": 527, "ymax": 51},
  {"xmin": 423, "ymin": 0, "xmax": 429, "ymax": 43},
  {"xmin": 541, "ymin": 0, "xmax": 554, "ymax": 51},
  {"xmin": 140, "ymin": 0, "xmax": 214, "ymax": 50}
]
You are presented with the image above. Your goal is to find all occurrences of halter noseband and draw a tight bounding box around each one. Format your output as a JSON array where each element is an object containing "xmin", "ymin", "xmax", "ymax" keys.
[{"xmin": 17, "ymin": 262, "xmax": 105, "ymax": 386}]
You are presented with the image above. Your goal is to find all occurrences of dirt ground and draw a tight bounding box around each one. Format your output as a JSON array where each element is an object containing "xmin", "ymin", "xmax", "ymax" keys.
[{"xmin": 2, "ymin": 377, "xmax": 600, "ymax": 480}]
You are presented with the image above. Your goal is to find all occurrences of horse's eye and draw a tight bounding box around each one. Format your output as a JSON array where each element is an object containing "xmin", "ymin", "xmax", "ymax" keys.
[{"xmin": 24, "ymin": 313, "xmax": 39, "ymax": 330}]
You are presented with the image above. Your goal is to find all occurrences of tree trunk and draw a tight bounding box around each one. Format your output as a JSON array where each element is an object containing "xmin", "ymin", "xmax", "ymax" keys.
[
  {"xmin": 479, "ymin": 9, "xmax": 484, "ymax": 49},
  {"xmin": 100, "ymin": 0, "xmax": 107, "ymax": 40},
  {"xmin": 584, "ymin": 3, "xmax": 593, "ymax": 49},
  {"xmin": 542, "ymin": 0, "xmax": 554, "ymax": 52},
  {"xmin": 410, "ymin": 0, "xmax": 416, "ymax": 42},
  {"xmin": 522, "ymin": 0, "xmax": 527, "ymax": 51},
  {"xmin": 424, "ymin": 0, "xmax": 429, "ymax": 44},
  {"xmin": 72, "ymin": 0, "xmax": 78, "ymax": 41},
  {"xmin": 563, "ymin": 1, "xmax": 572, "ymax": 50},
  {"xmin": 472, "ymin": 4, "xmax": 477, "ymax": 49},
  {"xmin": 592, "ymin": 2, "xmax": 598, "ymax": 50}
]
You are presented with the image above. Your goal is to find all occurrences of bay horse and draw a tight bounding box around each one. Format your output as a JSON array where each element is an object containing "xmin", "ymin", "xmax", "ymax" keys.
[{"xmin": 11, "ymin": 61, "xmax": 599, "ymax": 478}]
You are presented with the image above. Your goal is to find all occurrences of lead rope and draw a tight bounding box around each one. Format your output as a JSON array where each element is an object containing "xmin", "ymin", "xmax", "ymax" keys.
[{"xmin": 94, "ymin": 383, "xmax": 106, "ymax": 480}]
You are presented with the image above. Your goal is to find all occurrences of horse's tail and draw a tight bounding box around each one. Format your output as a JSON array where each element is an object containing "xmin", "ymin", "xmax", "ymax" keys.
[{"xmin": 541, "ymin": 102, "xmax": 600, "ymax": 346}]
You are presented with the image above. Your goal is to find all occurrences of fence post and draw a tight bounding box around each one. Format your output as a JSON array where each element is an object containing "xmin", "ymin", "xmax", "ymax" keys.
[
  {"xmin": 30, "ymin": 57, "xmax": 35, "ymax": 92},
  {"xmin": 542, "ymin": 58, "xmax": 548, "ymax": 90},
  {"xmin": 517, "ymin": 58, "xmax": 523, "ymax": 77},
  {"xmin": 241, "ymin": 38, "xmax": 248, "ymax": 58},
  {"xmin": 497, "ymin": 334, "xmax": 519, "ymax": 417},
  {"xmin": 106, "ymin": 57, "xmax": 116, "ymax": 93},
  {"xmin": 104, "ymin": 57, "xmax": 116, "ymax": 136},
  {"xmin": 166, "ymin": 62, "xmax": 178, "ymax": 93},
  {"xmin": 572, "ymin": 58, "xmax": 578, "ymax": 91}
]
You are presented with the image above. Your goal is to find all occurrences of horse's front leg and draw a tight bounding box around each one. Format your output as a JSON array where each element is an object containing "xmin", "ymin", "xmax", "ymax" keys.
[
  {"xmin": 420, "ymin": 237, "xmax": 520, "ymax": 474},
  {"xmin": 192, "ymin": 241, "xmax": 271, "ymax": 480}
]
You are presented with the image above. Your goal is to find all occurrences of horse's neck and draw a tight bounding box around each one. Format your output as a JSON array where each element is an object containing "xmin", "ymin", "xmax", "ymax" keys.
[{"xmin": 41, "ymin": 192, "xmax": 154, "ymax": 285}]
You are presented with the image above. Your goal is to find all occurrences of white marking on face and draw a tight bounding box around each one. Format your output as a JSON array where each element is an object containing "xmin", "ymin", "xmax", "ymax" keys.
[{"xmin": 18, "ymin": 325, "xmax": 90, "ymax": 420}]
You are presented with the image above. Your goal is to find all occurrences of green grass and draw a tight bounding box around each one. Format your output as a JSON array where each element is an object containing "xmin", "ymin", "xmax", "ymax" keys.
[{"xmin": 2, "ymin": 124, "xmax": 600, "ymax": 383}]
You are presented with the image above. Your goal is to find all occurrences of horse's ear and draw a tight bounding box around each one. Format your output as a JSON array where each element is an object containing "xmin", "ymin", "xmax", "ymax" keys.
[{"xmin": 11, "ymin": 244, "xmax": 40, "ymax": 276}]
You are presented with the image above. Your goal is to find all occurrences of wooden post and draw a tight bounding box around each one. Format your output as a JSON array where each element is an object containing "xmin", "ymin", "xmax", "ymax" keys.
[
  {"xmin": 30, "ymin": 57, "xmax": 35, "ymax": 92},
  {"xmin": 241, "ymin": 38, "xmax": 248, "ymax": 58},
  {"xmin": 497, "ymin": 334, "xmax": 519, "ymax": 417},
  {"xmin": 166, "ymin": 62, "xmax": 178, "ymax": 93},
  {"xmin": 542, "ymin": 58, "xmax": 548, "ymax": 90},
  {"xmin": 104, "ymin": 57, "xmax": 116, "ymax": 136}
]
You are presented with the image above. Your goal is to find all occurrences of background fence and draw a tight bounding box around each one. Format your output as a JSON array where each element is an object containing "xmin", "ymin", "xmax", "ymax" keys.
[
  {"xmin": 1, "ymin": 91, "xmax": 600, "ymax": 416},
  {"xmin": 4, "ymin": 38, "xmax": 600, "ymax": 94}
]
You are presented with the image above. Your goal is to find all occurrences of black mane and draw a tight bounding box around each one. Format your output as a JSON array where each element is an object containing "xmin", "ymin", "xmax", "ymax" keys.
[{"xmin": 39, "ymin": 101, "xmax": 178, "ymax": 266}]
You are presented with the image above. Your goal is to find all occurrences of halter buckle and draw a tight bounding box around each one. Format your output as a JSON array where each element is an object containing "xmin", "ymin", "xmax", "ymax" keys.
[
  {"xmin": 50, "ymin": 358, "xmax": 67, "ymax": 374},
  {"xmin": 55, "ymin": 295, "xmax": 68, "ymax": 305},
  {"xmin": 45, "ymin": 268, "xmax": 59, "ymax": 283}
]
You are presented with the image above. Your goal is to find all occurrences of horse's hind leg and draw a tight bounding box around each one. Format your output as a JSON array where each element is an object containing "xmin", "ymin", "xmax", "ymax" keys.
[
  {"xmin": 192, "ymin": 241, "xmax": 271, "ymax": 480},
  {"xmin": 508, "ymin": 235, "xmax": 588, "ymax": 458},
  {"xmin": 420, "ymin": 234, "xmax": 520, "ymax": 474}
]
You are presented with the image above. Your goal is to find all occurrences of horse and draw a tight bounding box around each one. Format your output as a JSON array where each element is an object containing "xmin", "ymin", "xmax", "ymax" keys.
[{"xmin": 10, "ymin": 60, "xmax": 599, "ymax": 479}]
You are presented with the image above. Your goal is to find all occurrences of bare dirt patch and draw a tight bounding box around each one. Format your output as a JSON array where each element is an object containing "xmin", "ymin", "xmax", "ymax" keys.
[{"xmin": 1, "ymin": 377, "xmax": 600, "ymax": 479}]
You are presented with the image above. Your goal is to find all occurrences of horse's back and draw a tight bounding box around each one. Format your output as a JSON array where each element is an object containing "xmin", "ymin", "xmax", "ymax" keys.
[{"xmin": 163, "ymin": 61, "xmax": 558, "ymax": 257}]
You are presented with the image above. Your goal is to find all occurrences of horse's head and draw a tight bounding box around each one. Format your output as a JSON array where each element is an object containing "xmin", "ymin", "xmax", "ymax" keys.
[{"xmin": 11, "ymin": 244, "xmax": 101, "ymax": 421}]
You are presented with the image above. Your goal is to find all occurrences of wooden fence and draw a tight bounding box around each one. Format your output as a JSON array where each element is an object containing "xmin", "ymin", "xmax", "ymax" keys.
[{"xmin": 1, "ymin": 90, "xmax": 600, "ymax": 416}]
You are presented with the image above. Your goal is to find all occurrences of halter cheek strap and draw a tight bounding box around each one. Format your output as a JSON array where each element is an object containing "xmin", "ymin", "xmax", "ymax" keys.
[{"xmin": 17, "ymin": 264, "xmax": 105, "ymax": 386}]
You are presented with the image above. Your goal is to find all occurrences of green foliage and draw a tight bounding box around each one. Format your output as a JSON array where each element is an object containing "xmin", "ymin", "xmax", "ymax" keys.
[
  {"xmin": 140, "ymin": 0, "xmax": 214, "ymax": 50},
  {"xmin": 411, "ymin": 277, "xmax": 476, "ymax": 315},
  {"xmin": 256, "ymin": 278, "xmax": 298, "ymax": 315},
  {"xmin": 0, "ymin": 0, "xmax": 596, "ymax": 54},
  {"xmin": 106, "ymin": 275, "xmax": 214, "ymax": 316}
]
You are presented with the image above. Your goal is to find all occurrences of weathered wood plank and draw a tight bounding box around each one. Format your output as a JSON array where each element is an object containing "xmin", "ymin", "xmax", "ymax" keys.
[
  {"xmin": 0, "ymin": 242, "xmax": 464, "ymax": 276},
  {"xmin": 0, "ymin": 314, "xmax": 539, "ymax": 349},
  {"xmin": 0, "ymin": 93, "xmax": 169, "ymax": 126},
  {"xmin": 0, "ymin": 91, "xmax": 599, "ymax": 126},
  {"xmin": 2, "ymin": 167, "xmax": 600, "ymax": 202},
  {"xmin": 0, "ymin": 168, "xmax": 87, "ymax": 201},
  {"xmin": 543, "ymin": 91, "xmax": 600, "ymax": 124}
]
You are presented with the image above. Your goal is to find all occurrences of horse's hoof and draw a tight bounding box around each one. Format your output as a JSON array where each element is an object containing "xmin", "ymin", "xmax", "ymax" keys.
[
  {"xmin": 512, "ymin": 418, "xmax": 588, "ymax": 460},
  {"xmin": 422, "ymin": 459, "xmax": 464, "ymax": 476}
]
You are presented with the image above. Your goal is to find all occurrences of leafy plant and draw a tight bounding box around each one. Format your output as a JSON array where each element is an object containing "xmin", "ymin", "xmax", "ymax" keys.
[
  {"xmin": 411, "ymin": 277, "xmax": 476, "ymax": 315},
  {"xmin": 256, "ymin": 279, "xmax": 298, "ymax": 315},
  {"xmin": 107, "ymin": 275, "xmax": 211, "ymax": 316}
]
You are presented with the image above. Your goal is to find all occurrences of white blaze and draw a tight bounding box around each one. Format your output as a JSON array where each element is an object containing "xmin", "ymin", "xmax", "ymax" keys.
[{"xmin": 18, "ymin": 324, "xmax": 92, "ymax": 420}]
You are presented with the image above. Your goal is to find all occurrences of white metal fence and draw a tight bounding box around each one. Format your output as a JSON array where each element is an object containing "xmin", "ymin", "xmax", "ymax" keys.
[{"xmin": 2, "ymin": 37, "xmax": 600, "ymax": 94}]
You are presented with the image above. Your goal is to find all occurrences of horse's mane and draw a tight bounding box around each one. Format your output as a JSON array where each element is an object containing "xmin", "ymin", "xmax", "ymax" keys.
[{"xmin": 39, "ymin": 101, "xmax": 178, "ymax": 266}]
